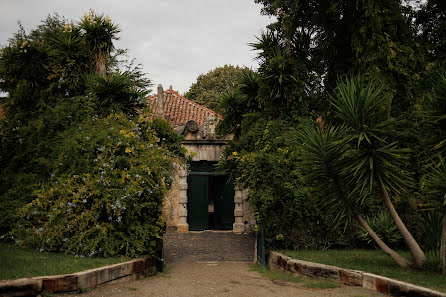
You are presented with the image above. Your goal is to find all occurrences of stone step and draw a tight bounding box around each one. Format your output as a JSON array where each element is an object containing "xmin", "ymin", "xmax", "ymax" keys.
[{"xmin": 163, "ymin": 231, "xmax": 256, "ymax": 263}]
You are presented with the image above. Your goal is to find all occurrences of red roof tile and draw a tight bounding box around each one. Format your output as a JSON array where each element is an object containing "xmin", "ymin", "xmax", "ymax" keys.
[{"xmin": 146, "ymin": 86, "xmax": 222, "ymax": 127}]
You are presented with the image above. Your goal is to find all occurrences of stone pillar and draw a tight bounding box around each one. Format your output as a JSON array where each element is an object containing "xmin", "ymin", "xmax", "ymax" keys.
[
  {"xmin": 156, "ymin": 84, "xmax": 164, "ymax": 118},
  {"xmin": 233, "ymin": 184, "xmax": 244, "ymax": 234},
  {"xmin": 177, "ymin": 166, "xmax": 189, "ymax": 232}
]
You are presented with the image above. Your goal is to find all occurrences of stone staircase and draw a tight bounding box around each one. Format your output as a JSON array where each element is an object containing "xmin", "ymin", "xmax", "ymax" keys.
[{"xmin": 162, "ymin": 231, "xmax": 256, "ymax": 263}]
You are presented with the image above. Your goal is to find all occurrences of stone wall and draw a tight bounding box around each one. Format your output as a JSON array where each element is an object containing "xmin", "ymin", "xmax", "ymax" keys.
[
  {"xmin": 0, "ymin": 258, "xmax": 159, "ymax": 296},
  {"xmin": 163, "ymin": 170, "xmax": 180, "ymax": 229},
  {"xmin": 183, "ymin": 139, "xmax": 227, "ymax": 162},
  {"xmin": 268, "ymin": 251, "xmax": 446, "ymax": 297}
]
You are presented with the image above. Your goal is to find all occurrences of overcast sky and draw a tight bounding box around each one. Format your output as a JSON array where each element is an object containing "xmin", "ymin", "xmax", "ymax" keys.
[{"xmin": 0, "ymin": 0, "xmax": 273, "ymax": 94}]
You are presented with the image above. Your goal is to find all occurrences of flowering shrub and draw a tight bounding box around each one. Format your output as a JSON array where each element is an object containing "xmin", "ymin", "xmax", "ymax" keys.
[{"xmin": 9, "ymin": 111, "xmax": 184, "ymax": 257}]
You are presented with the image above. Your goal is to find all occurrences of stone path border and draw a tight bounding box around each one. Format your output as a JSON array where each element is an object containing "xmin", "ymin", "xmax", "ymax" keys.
[
  {"xmin": 0, "ymin": 257, "xmax": 159, "ymax": 297},
  {"xmin": 268, "ymin": 251, "xmax": 446, "ymax": 297}
]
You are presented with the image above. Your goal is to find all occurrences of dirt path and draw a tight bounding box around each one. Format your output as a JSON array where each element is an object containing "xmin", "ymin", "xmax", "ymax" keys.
[{"xmin": 57, "ymin": 262, "xmax": 384, "ymax": 297}]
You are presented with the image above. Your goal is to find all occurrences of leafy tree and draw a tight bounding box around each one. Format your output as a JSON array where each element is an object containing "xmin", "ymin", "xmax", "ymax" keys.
[
  {"xmin": 184, "ymin": 65, "xmax": 248, "ymax": 112},
  {"xmin": 254, "ymin": 0, "xmax": 427, "ymax": 116},
  {"xmin": 298, "ymin": 124, "xmax": 411, "ymax": 267},
  {"xmin": 329, "ymin": 76, "xmax": 425, "ymax": 267},
  {"xmin": 421, "ymin": 75, "xmax": 446, "ymax": 273},
  {"xmin": 9, "ymin": 112, "xmax": 182, "ymax": 257},
  {"xmin": 416, "ymin": 0, "xmax": 446, "ymax": 72},
  {"xmin": 83, "ymin": 71, "xmax": 148, "ymax": 116},
  {"xmin": 0, "ymin": 12, "xmax": 181, "ymax": 258},
  {"xmin": 216, "ymin": 70, "xmax": 261, "ymax": 137},
  {"xmin": 423, "ymin": 157, "xmax": 446, "ymax": 273},
  {"xmin": 79, "ymin": 10, "xmax": 120, "ymax": 76}
]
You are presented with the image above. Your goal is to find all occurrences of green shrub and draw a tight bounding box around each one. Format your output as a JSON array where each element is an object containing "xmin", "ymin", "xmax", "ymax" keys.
[
  {"xmin": 418, "ymin": 210, "xmax": 443, "ymax": 251},
  {"xmin": 9, "ymin": 111, "xmax": 183, "ymax": 257},
  {"xmin": 220, "ymin": 119, "xmax": 350, "ymax": 249},
  {"xmin": 425, "ymin": 249, "xmax": 441, "ymax": 271},
  {"xmin": 357, "ymin": 210, "xmax": 403, "ymax": 248}
]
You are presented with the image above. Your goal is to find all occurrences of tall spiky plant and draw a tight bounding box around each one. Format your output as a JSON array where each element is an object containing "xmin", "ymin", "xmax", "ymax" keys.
[
  {"xmin": 423, "ymin": 156, "xmax": 446, "ymax": 273},
  {"xmin": 79, "ymin": 10, "xmax": 120, "ymax": 76},
  {"xmin": 422, "ymin": 74, "xmax": 446, "ymax": 273},
  {"xmin": 330, "ymin": 76, "xmax": 426, "ymax": 267},
  {"xmin": 84, "ymin": 71, "xmax": 148, "ymax": 116},
  {"xmin": 298, "ymin": 124, "xmax": 411, "ymax": 268}
]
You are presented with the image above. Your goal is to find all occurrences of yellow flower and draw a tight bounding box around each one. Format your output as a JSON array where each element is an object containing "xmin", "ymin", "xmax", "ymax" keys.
[
  {"xmin": 232, "ymin": 151, "xmax": 238, "ymax": 156},
  {"xmin": 125, "ymin": 147, "xmax": 133, "ymax": 153}
]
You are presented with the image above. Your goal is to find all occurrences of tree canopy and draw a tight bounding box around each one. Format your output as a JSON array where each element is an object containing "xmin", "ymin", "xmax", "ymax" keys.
[
  {"xmin": 184, "ymin": 65, "xmax": 248, "ymax": 113},
  {"xmin": 216, "ymin": 0, "xmax": 446, "ymax": 270},
  {"xmin": 0, "ymin": 12, "xmax": 184, "ymax": 257}
]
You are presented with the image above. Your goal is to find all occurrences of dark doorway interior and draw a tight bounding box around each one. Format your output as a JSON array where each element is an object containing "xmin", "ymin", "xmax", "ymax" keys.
[{"xmin": 187, "ymin": 161, "xmax": 235, "ymax": 231}]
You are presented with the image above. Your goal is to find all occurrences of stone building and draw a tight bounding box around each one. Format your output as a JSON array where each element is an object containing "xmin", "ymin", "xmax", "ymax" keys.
[{"xmin": 146, "ymin": 85, "xmax": 254, "ymax": 234}]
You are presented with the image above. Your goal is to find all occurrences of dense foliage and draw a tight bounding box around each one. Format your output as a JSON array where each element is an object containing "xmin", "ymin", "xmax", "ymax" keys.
[
  {"xmin": 184, "ymin": 65, "xmax": 248, "ymax": 113},
  {"xmin": 220, "ymin": 119, "xmax": 350, "ymax": 249},
  {"xmin": 0, "ymin": 12, "xmax": 185, "ymax": 257},
  {"xmin": 214, "ymin": 0, "xmax": 446, "ymax": 270}
]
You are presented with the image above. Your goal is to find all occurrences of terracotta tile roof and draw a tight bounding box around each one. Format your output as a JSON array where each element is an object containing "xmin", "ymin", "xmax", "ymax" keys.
[{"xmin": 146, "ymin": 86, "xmax": 222, "ymax": 127}]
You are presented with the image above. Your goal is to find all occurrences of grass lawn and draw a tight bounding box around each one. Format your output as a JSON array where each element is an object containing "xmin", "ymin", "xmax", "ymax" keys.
[
  {"xmin": 278, "ymin": 249, "xmax": 446, "ymax": 293},
  {"xmin": 0, "ymin": 243, "xmax": 131, "ymax": 280}
]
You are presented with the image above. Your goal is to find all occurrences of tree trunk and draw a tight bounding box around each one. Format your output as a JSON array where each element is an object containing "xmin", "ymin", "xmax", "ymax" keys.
[
  {"xmin": 440, "ymin": 207, "xmax": 446, "ymax": 274},
  {"xmin": 96, "ymin": 51, "xmax": 107, "ymax": 76},
  {"xmin": 356, "ymin": 214, "xmax": 412, "ymax": 268},
  {"xmin": 380, "ymin": 185, "xmax": 426, "ymax": 267}
]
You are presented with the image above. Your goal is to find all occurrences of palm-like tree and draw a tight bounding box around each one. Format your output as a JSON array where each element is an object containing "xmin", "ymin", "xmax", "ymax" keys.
[
  {"xmin": 84, "ymin": 71, "xmax": 148, "ymax": 115},
  {"xmin": 330, "ymin": 76, "xmax": 426, "ymax": 267},
  {"xmin": 422, "ymin": 75, "xmax": 446, "ymax": 273},
  {"xmin": 298, "ymin": 124, "xmax": 412, "ymax": 268},
  {"xmin": 424, "ymin": 74, "xmax": 446, "ymax": 156},
  {"xmin": 79, "ymin": 10, "xmax": 120, "ymax": 76},
  {"xmin": 423, "ymin": 156, "xmax": 446, "ymax": 273}
]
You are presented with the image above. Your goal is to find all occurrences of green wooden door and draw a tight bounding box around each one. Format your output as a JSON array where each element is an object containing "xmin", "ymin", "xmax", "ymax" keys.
[
  {"xmin": 213, "ymin": 176, "xmax": 235, "ymax": 230},
  {"xmin": 187, "ymin": 161, "xmax": 235, "ymax": 231},
  {"xmin": 187, "ymin": 174, "xmax": 208, "ymax": 231}
]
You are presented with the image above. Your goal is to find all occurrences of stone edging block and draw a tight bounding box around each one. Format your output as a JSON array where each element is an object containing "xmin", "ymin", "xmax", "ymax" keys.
[
  {"xmin": 0, "ymin": 257, "xmax": 157, "ymax": 297},
  {"xmin": 268, "ymin": 251, "xmax": 446, "ymax": 297}
]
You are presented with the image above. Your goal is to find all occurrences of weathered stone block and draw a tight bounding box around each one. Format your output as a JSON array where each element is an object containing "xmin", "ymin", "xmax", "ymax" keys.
[
  {"xmin": 363, "ymin": 273, "xmax": 389, "ymax": 294},
  {"xmin": 292, "ymin": 261, "xmax": 302, "ymax": 274},
  {"xmin": 131, "ymin": 259, "xmax": 146, "ymax": 274},
  {"xmin": 299, "ymin": 262, "xmax": 340, "ymax": 280},
  {"xmin": 176, "ymin": 223, "xmax": 189, "ymax": 233},
  {"xmin": 42, "ymin": 275, "xmax": 78, "ymax": 293},
  {"xmin": 340, "ymin": 269, "xmax": 362, "ymax": 286},
  {"xmin": 178, "ymin": 207, "xmax": 187, "ymax": 217},
  {"xmin": 178, "ymin": 182, "xmax": 188, "ymax": 190},
  {"xmin": 233, "ymin": 223, "xmax": 244, "ymax": 234},
  {"xmin": 234, "ymin": 209, "xmax": 243, "ymax": 217},
  {"xmin": 76, "ymin": 261, "xmax": 133, "ymax": 289},
  {"xmin": 388, "ymin": 279, "xmax": 446, "ymax": 297},
  {"xmin": 178, "ymin": 192, "xmax": 188, "ymax": 203},
  {"xmin": 0, "ymin": 278, "xmax": 42, "ymax": 297}
]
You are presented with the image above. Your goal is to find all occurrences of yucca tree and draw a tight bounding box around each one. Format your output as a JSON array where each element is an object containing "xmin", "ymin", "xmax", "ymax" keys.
[
  {"xmin": 330, "ymin": 76, "xmax": 426, "ymax": 267},
  {"xmin": 422, "ymin": 74, "xmax": 446, "ymax": 273},
  {"xmin": 84, "ymin": 71, "xmax": 148, "ymax": 115},
  {"xmin": 424, "ymin": 74, "xmax": 446, "ymax": 157},
  {"xmin": 298, "ymin": 124, "xmax": 412, "ymax": 268},
  {"xmin": 79, "ymin": 10, "xmax": 120, "ymax": 76},
  {"xmin": 217, "ymin": 71, "xmax": 261, "ymax": 137},
  {"xmin": 423, "ymin": 156, "xmax": 446, "ymax": 273}
]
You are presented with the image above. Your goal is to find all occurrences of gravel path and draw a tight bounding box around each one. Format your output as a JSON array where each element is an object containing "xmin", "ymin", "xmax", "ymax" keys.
[{"xmin": 57, "ymin": 262, "xmax": 384, "ymax": 297}]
